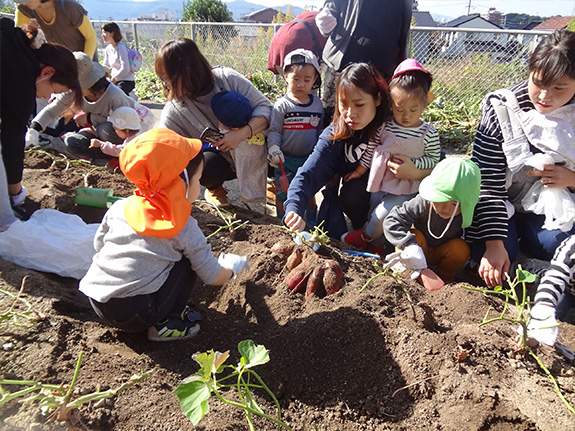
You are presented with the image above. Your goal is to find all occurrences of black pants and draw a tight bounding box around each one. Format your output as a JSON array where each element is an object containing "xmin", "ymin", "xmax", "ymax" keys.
[
  {"xmin": 340, "ymin": 177, "xmax": 371, "ymax": 229},
  {"xmin": 200, "ymin": 150, "xmax": 236, "ymax": 190},
  {"xmin": 89, "ymin": 258, "xmax": 196, "ymax": 332},
  {"xmin": 64, "ymin": 122, "xmax": 123, "ymax": 159},
  {"xmin": 117, "ymin": 80, "xmax": 135, "ymax": 96}
]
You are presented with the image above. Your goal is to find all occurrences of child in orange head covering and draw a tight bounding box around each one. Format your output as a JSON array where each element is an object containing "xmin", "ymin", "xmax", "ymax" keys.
[{"xmin": 80, "ymin": 128, "xmax": 249, "ymax": 341}]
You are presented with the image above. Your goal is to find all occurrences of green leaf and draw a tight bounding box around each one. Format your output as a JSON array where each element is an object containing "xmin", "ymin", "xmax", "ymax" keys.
[
  {"xmin": 517, "ymin": 269, "xmax": 537, "ymax": 284},
  {"xmin": 193, "ymin": 350, "xmax": 217, "ymax": 380},
  {"xmin": 238, "ymin": 340, "xmax": 270, "ymax": 368},
  {"xmin": 174, "ymin": 376, "xmax": 211, "ymax": 425},
  {"xmin": 493, "ymin": 285, "xmax": 503, "ymax": 292}
]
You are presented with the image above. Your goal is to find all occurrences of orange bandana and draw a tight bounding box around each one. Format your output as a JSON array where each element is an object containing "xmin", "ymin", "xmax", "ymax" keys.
[{"xmin": 119, "ymin": 129, "xmax": 202, "ymax": 238}]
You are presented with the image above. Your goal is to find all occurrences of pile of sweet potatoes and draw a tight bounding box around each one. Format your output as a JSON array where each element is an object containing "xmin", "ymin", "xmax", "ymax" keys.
[{"xmin": 271, "ymin": 240, "xmax": 344, "ymax": 299}]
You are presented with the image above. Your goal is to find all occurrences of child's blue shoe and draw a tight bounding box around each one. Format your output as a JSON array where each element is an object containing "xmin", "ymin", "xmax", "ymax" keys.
[{"xmin": 147, "ymin": 306, "xmax": 202, "ymax": 342}]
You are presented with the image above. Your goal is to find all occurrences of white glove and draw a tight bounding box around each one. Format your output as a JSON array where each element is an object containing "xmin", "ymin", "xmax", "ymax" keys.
[
  {"xmin": 384, "ymin": 244, "xmax": 427, "ymax": 273},
  {"xmin": 527, "ymin": 303, "xmax": 559, "ymax": 346},
  {"xmin": 268, "ymin": 145, "xmax": 285, "ymax": 168},
  {"xmin": 315, "ymin": 7, "xmax": 337, "ymax": 36},
  {"xmin": 218, "ymin": 253, "xmax": 249, "ymax": 279},
  {"xmin": 25, "ymin": 128, "xmax": 40, "ymax": 148}
]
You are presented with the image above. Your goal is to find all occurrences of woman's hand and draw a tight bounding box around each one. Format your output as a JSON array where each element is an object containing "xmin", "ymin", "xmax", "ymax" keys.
[
  {"xmin": 528, "ymin": 164, "xmax": 575, "ymax": 190},
  {"xmin": 387, "ymin": 155, "xmax": 431, "ymax": 180},
  {"xmin": 73, "ymin": 111, "xmax": 89, "ymax": 127},
  {"xmin": 285, "ymin": 211, "xmax": 306, "ymax": 232},
  {"xmin": 344, "ymin": 170, "xmax": 361, "ymax": 182},
  {"xmin": 213, "ymin": 129, "xmax": 247, "ymax": 152},
  {"xmin": 89, "ymin": 138, "xmax": 102, "ymax": 148},
  {"xmin": 479, "ymin": 240, "xmax": 510, "ymax": 288}
]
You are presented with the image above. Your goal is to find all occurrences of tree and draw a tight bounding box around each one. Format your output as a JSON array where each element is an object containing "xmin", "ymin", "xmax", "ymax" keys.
[
  {"xmin": 0, "ymin": 0, "xmax": 15, "ymax": 14},
  {"xmin": 182, "ymin": 0, "xmax": 233, "ymax": 22},
  {"xmin": 567, "ymin": 18, "xmax": 575, "ymax": 33},
  {"xmin": 285, "ymin": 5, "xmax": 294, "ymax": 22}
]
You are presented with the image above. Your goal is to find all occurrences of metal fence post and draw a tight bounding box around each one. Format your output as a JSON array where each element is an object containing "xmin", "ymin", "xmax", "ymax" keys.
[{"xmin": 132, "ymin": 22, "xmax": 139, "ymax": 51}]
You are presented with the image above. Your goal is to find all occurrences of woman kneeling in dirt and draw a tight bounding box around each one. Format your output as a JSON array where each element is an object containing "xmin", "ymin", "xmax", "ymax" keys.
[
  {"xmin": 0, "ymin": 17, "xmax": 81, "ymax": 224},
  {"xmin": 80, "ymin": 129, "xmax": 249, "ymax": 342},
  {"xmin": 283, "ymin": 63, "xmax": 430, "ymax": 240},
  {"xmin": 156, "ymin": 38, "xmax": 272, "ymax": 214},
  {"xmin": 467, "ymin": 30, "xmax": 575, "ymax": 289}
]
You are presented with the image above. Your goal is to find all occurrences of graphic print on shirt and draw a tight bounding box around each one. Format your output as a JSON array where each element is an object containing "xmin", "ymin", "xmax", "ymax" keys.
[
  {"xmin": 283, "ymin": 112, "xmax": 322, "ymax": 131},
  {"xmin": 344, "ymin": 141, "xmax": 368, "ymax": 164}
]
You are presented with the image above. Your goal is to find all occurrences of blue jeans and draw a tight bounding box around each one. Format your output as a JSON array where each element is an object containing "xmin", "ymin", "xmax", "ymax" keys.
[
  {"xmin": 557, "ymin": 291, "xmax": 575, "ymax": 324},
  {"xmin": 89, "ymin": 258, "xmax": 196, "ymax": 332},
  {"xmin": 471, "ymin": 212, "xmax": 575, "ymax": 264},
  {"xmin": 64, "ymin": 122, "xmax": 122, "ymax": 160}
]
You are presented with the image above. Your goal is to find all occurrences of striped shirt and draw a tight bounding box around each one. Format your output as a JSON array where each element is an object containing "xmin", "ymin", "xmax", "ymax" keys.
[
  {"xmin": 466, "ymin": 81, "xmax": 533, "ymax": 242},
  {"xmin": 359, "ymin": 119, "xmax": 440, "ymax": 169},
  {"xmin": 535, "ymin": 235, "xmax": 575, "ymax": 307}
]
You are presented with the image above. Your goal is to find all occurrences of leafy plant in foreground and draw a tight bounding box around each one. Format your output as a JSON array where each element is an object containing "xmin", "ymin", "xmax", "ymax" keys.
[
  {"xmin": 0, "ymin": 276, "xmax": 44, "ymax": 328},
  {"xmin": 204, "ymin": 203, "xmax": 249, "ymax": 240},
  {"xmin": 0, "ymin": 351, "xmax": 152, "ymax": 420},
  {"xmin": 461, "ymin": 268, "xmax": 574, "ymax": 415},
  {"xmin": 175, "ymin": 339, "xmax": 291, "ymax": 430}
]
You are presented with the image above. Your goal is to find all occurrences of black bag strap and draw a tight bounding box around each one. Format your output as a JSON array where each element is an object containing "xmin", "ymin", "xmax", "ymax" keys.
[{"xmin": 294, "ymin": 18, "xmax": 321, "ymax": 56}]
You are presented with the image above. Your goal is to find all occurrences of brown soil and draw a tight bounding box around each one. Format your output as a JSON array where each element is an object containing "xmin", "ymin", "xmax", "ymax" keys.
[{"xmin": 1, "ymin": 150, "xmax": 574, "ymax": 431}]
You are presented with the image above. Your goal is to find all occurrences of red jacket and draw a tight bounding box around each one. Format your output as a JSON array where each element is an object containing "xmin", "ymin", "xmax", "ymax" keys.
[{"xmin": 267, "ymin": 12, "xmax": 327, "ymax": 74}]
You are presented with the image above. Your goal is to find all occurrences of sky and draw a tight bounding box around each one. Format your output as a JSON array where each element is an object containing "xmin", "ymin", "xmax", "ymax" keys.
[{"xmin": 227, "ymin": 0, "xmax": 575, "ymax": 18}]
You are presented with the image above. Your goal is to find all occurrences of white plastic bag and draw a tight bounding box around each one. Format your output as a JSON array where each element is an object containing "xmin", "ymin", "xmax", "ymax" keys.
[
  {"xmin": 522, "ymin": 153, "xmax": 575, "ymax": 232},
  {"xmin": 0, "ymin": 209, "xmax": 98, "ymax": 279},
  {"xmin": 522, "ymin": 182, "xmax": 575, "ymax": 232}
]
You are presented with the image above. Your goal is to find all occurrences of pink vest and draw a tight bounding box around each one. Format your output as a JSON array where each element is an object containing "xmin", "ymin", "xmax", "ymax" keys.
[{"xmin": 367, "ymin": 125, "xmax": 431, "ymax": 194}]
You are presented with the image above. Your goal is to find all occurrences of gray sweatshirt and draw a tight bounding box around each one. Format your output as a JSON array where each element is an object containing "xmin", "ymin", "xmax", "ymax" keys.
[
  {"xmin": 383, "ymin": 194, "xmax": 465, "ymax": 250},
  {"xmin": 34, "ymin": 83, "xmax": 137, "ymax": 129},
  {"xmin": 79, "ymin": 200, "xmax": 222, "ymax": 303}
]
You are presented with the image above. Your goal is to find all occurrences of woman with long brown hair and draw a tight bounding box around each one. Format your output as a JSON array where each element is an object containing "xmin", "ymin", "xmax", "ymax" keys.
[{"xmin": 155, "ymin": 38, "xmax": 272, "ymax": 214}]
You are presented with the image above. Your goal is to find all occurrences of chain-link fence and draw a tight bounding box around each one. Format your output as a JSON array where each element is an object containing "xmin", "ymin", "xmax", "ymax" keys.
[
  {"xmin": 90, "ymin": 20, "xmax": 552, "ymax": 114},
  {"xmin": 0, "ymin": 10, "xmax": 551, "ymax": 116}
]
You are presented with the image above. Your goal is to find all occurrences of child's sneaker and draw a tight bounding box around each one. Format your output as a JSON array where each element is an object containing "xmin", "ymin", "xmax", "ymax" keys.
[
  {"xmin": 341, "ymin": 229, "xmax": 368, "ymax": 249},
  {"xmin": 10, "ymin": 186, "xmax": 26, "ymax": 207},
  {"xmin": 367, "ymin": 244, "xmax": 387, "ymax": 258},
  {"xmin": 147, "ymin": 306, "xmax": 202, "ymax": 342},
  {"xmin": 204, "ymin": 186, "xmax": 229, "ymax": 207}
]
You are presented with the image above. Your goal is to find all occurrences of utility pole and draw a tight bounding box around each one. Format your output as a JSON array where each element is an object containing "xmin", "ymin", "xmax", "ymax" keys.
[{"xmin": 467, "ymin": 0, "xmax": 472, "ymax": 15}]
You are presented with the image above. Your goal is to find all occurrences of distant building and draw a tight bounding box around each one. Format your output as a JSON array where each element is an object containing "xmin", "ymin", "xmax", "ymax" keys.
[
  {"xmin": 137, "ymin": 9, "xmax": 176, "ymax": 21},
  {"xmin": 481, "ymin": 7, "xmax": 504, "ymax": 27},
  {"xmin": 533, "ymin": 16, "xmax": 574, "ymax": 30},
  {"xmin": 411, "ymin": 11, "xmax": 437, "ymax": 61},
  {"xmin": 439, "ymin": 14, "xmax": 507, "ymax": 59},
  {"xmin": 240, "ymin": 7, "xmax": 278, "ymax": 23}
]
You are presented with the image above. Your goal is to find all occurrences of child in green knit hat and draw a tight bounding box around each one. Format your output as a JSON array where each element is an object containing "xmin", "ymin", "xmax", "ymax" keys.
[{"xmin": 383, "ymin": 158, "xmax": 481, "ymax": 290}]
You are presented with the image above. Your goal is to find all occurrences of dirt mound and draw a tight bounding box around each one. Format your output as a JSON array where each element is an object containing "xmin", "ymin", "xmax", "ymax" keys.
[{"xmin": 0, "ymin": 150, "xmax": 574, "ymax": 431}]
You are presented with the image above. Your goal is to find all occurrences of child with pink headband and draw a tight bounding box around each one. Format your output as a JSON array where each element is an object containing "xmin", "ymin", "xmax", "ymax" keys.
[{"xmin": 341, "ymin": 58, "xmax": 441, "ymax": 253}]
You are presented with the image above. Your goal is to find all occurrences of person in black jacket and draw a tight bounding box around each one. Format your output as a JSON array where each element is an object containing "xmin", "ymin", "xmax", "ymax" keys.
[
  {"xmin": 316, "ymin": 0, "xmax": 412, "ymax": 124},
  {"xmin": 0, "ymin": 17, "xmax": 81, "ymax": 217}
]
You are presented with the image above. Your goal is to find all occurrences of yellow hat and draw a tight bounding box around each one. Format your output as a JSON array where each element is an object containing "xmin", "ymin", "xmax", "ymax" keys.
[{"xmin": 120, "ymin": 129, "xmax": 202, "ymax": 238}]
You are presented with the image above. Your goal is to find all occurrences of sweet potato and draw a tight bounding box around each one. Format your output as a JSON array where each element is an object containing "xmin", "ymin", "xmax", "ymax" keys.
[
  {"xmin": 305, "ymin": 265, "xmax": 325, "ymax": 299},
  {"xmin": 285, "ymin": 259, "xmax": 314, "ymax": 293},
  {"xmin": 271, "ymin": 240, "xmax": 295, "ymax": 256},
  {"xmin": 286, "ymin": 248, "xmax": 304, "ymax": 271},
  {"xmin": 322, "ymin": 260, "xmax": 344, "ymax": 295}
]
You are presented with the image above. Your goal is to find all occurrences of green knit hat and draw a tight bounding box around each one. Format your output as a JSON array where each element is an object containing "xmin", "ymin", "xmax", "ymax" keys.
[{"xmin": 419, "ymin": 158, "xmax": 481, "ymax": 228}]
